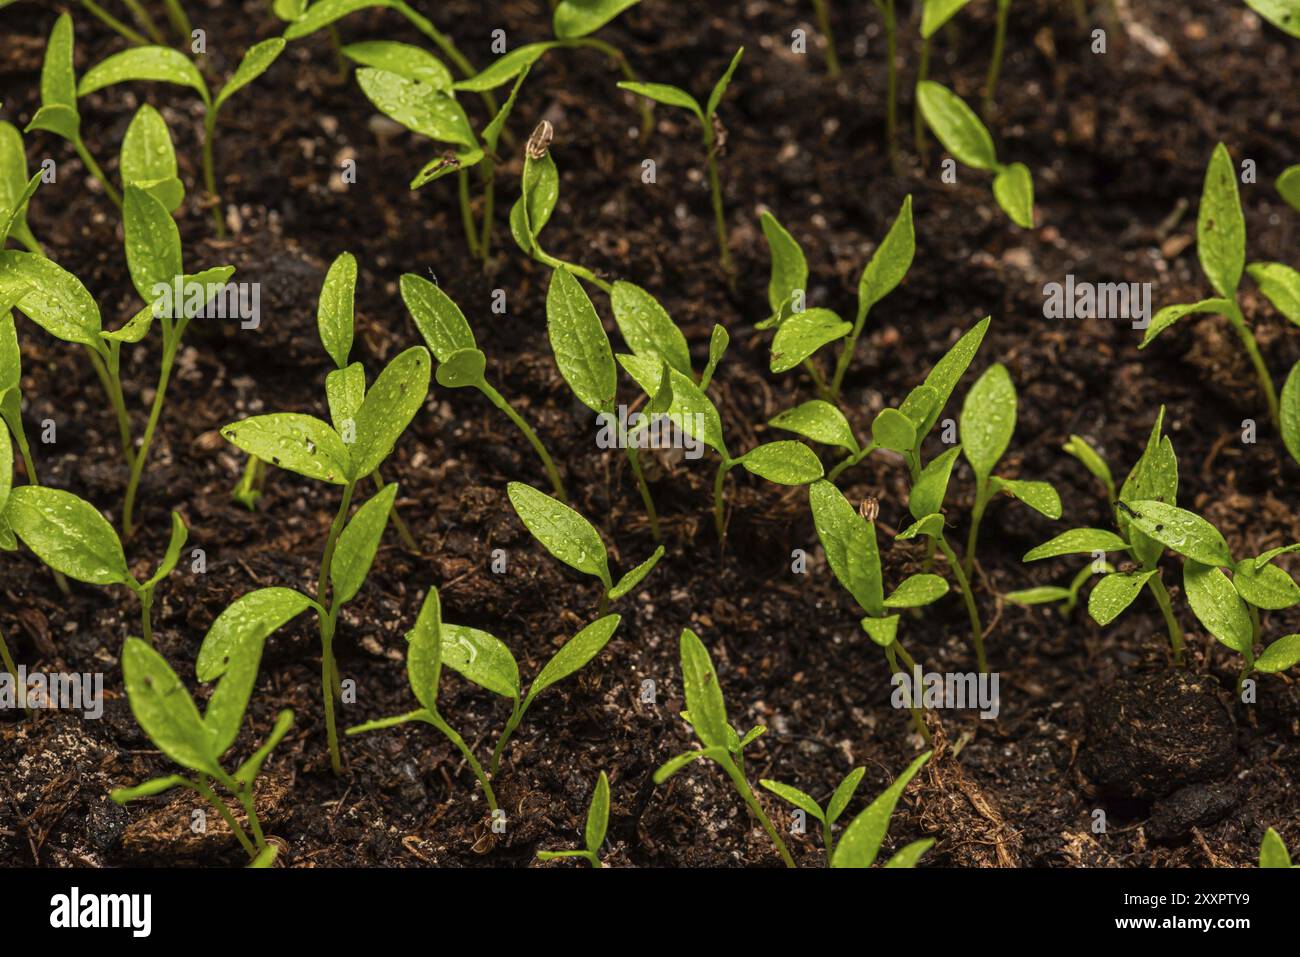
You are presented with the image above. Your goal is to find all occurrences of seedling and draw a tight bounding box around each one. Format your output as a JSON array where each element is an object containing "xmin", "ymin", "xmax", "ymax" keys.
[
  {"xmin": 653, "ymin": 627, "xmax": 796, "ymax": 868},
  {"xmin": 983, "ymin": 0, "xmax": 1013, "ymax": 115},
  {"xmin": 223, "ymin": 344, "xmax": 431, "ymax": 771},
  {"xmin": 1023, "ymin": 407, "xmax": 1187, "ymax": 663},
  {"xmin": 78, "ymin": 0, "xmax": 192, "ymax": 46},
  {"xmin": 916, "ymin": 80, "xmax": 1034, "ymax": 228},
  {"xmin": 400, "ymin": 272, "xmax": 567, "ymax": 501},
  {"xmin": 4, "ymin": 486, "xmax": 186, "ymax": 644},
  {"xmin": 0, "ymin": 121, "xmax": 43, "ymax": 253},
  {"xmin": 915, "ymin": 1, "xmax": 973, "ymax": 161},
  {"xmin": 0, "ymin": 422, "xmax": 24, "ymax": 712},
  {"xmin": 958, "ymin": 362, "xmax": 1062, "ymax": 578},
  {"xmin": 119, "ymin": 104, "xmax": 184, "ymax": 215},
  {"xmin": 113, "ymin": 587, "xmax": 315, "ymax": 866},
  {"xmin": 1142, "ymin": 144, "xmax": 1300, "ymax": 460},
  {"xmin": 536, "ymin": 770, "xmax": 610, "ymax": 867},
  {"xmin": 617, "ymin": 48, "xmax": 745, "ymax": 276},
  {"xmin": 1004, "ymin": 560, "xmax": 1113, "ymax": 615},
  {"xmin": 350, "ymin": 586, "xmax": 622, "ymax": 810},
  {"xmin": 810, "ymin": 480, "xmax": 948, "ymax": 734},
  {"xmin": 758, "ymin": 197, "xmax": 914, "ymax": 401},
  {"xmin": 77, "ymin": 36, "xmax": 287, "ymax": 233},
  {"xmin": 507, "ymin": 481, "xmax": 664, "ymax": 614},
  {"xmin": 1259, "ymin": 827, "xmax": 1295, "ymax": 868}
]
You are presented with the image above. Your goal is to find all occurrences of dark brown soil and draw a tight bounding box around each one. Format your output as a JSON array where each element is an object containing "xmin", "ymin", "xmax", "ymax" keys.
[{"xmin": 1, "ymin": 0, "xmax": 1298, "ymax": 869}]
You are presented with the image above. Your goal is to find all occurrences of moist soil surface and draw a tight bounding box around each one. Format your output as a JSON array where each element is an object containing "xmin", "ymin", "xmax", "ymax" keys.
[{"xmin": 1, "ymin": 0, "xmax": 1298, "ymax": 868}]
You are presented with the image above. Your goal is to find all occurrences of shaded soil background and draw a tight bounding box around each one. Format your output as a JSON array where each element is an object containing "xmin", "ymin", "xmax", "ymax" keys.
[{"xmin": 1, "ymin": 0, "xmax": 1297, "ymax": 867}]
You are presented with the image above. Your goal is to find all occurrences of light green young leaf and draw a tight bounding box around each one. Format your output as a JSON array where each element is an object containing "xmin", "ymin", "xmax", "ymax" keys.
[
  {"xmin": 548, "ymin": 267, "xmax": 616, "ymax": 413},
  {"xmin": 525, "ymin": 614, "xmax": 621, "ymax": 708},
  {"xmin": 679, "ymin": 628, "xmax": 729, "ymax": 750},
  {"xmin": 883, "ymin": 838, "xmax": 935, "ymax": 868},
  {"xmin": 760, "ymin": 780, "xmax": 825, "ymax": 823},
  {"xmin": 508, "ymin": 481, "xmax": 611, "ymax": 585},
  {"xmin": 1259, "ymin": 826, "xmax": 1294, "ymax": 867},
  {"xmin": 1231, "ymin": 560, "xmax": 1300, "ymax": 611},
  {"xmin": 770, "ymin": 308, "xmax": 850, "ymax": 373},
  {"xmin": 1121, "ymin": 500, "xmax": 1233, "ymax": 568},
  {"xmin": 406, "ymin": 587, "xmax": 444, "ymax": 712},
  {"xmin": 233, "ymin": 709, "xmax": 294, "ymax": 789},
  {"xmin": 769, "ymin": 400, "xmax": 859, "ymax": 454},
  {"xmin": 617, "ymin": 82, "xmax": 701, "ymax": 120},
  {"xmin": 355, "ymin": 68, "xmax": 476, "ymax": 148},
  {"xmin": 991, "ymin": 477, "xmax": 1061, "ymax": 519},
  {"xmin": 1247, "ymin": 262, "xmax": 1300, "ymax": 325},
  {"xmin": 916, "ymin": 81, "xmax": 997, "ymax": 170},
  {"xmin": 740, "ymin": 441, "xmax": 824, "ymax": 485},
  {"xmin": 1184, "ymin": 560, "xmax": 1253, "ymax": 654},
  {"xmin": 1023, "ymin": 528, "xmax": 1130, "ymax": 561},
  {"xmin": 341, "ymin": 41, "xmax": 453, "ymax": 90},
  {"xmin": 79, "ymin": 46, "xmax": 211, "ymax": 105},
  {"xmin": 410, "ymin": 147, "xmax": 484, "ymax": 189},
  {"xmin": 348, "ymin": 346, "xmax": 431, "ymax": 478},
  {"xmin": 897, "ymin": 513, "xmax": 947, "ymax": 541},
  {"xmin": 121, "ymin": 637, "xmax": 221, "ymax": 776},
  {"xmin": 104, "ymin": 266, "xmax": 236, "ymax": 344},
  {"xmin": 0, "ymin": 423, "xmax": 11, "ymax": 516},
  {"xmin": 1197, "ymin": 143, "xmax": 1245, "ymax": 298},
  {"xmin": 922, "ymin": 0, "xmax": 974, "ymax": 37},
  {"xmin": 123, "ymin": 185, "xmax": 182, "ymax": 303},
  {"xmin": 400, "ymin": 273, "xmax": 477, "ymax": 361},
  {"xmin": 918, "ymin": 317, "xmax": 990, "ymax": 435},
  {"xmin": 831, "ymin": 751, "xmax": 931, "ymax": 868},
  {"xmin": 120, "ymin": 105, "xmax": 183, "ymax": 213},
  {"xmin": 554, "ymin": 0, "xmax": 641, "ymax": 38},
  {"xmin": 857, "ymin": 196, "xmax": 914, "ymax": 319},
  {"xmin": 513, "ymin": 149, "xmax": 560, "ymax": 249},
  {"xmin": 1139, "ymin": 298, "xmax": 1232, "ymax": 347},
  {"xmin": 1284, "ymin": 361, "xmax": 1300, "ymax": 467},
  {"xmin": 0, "ymin": 172, "xmax": 39, "ymax": 251},
  {"xmin": 0, "ymin": 251, "xmax": 103, "ymax": 351},
  {"xmin": 826, "ymin": 767, "xmax": 867, "ymax": 823},
  {"xmin": 326, "ymin": 363, "xmax": 366, "ymax": 430},
  {"xmin": 860, "ymin": 614, "xmax": 900, "ymax": 647},
  {"xmin": 960, "ymin": 362, "xmax": 1015, "ymax": 483},
  {"xmin": 1255, "ymin": 635, "xmax": 1300, "ymax": 674},
  {"xmin": 215, "ymin": 38, "xmax": 287, "ymax": 111},
  {"xmin": 1087, "ymin": 570, "xmax": 1156, "ymax": 626},
  {"xmin": 441, "ymin": 623, "xmax": 520, "ymax": 700},
  {"xmin": 434, "ymin": 348, "xmax": 488, "ymax": 389},
  {"xmin": 1004, "ymin": 586, "xmax": 1073, "ymax": 606},
  {"xmin": 661, "ymin": 367, "xmax": 727, "ymax": 458},
  {"xmin": 884, "ymin": 573, "xmax": 949, "ymax": 609},
  {"xmin": 1279, "ymin": 165, "xmax": 1300, "ymax": 212},
  {"xmin": 481, "ymin": 65, "xmax": 530, "ymax": 155},
  {"xmin": 701, "ymin": 324, "xmax": 729, "ymax": 389},
  {"xmin": 331, "ymin": 484, "xmax": 398, "ymax": 605},
  {"xmin": 221, "ymin": 413, "xmax": 350, "ymax": 485},
  {"xmin": 609, "ymin": 545, "xmax": 664, "ymax": 600},
  {"xmin": 585, "ymin": 769, "xmax": 611, "ymax": 855},
  {"xmin": 992, "ymin": 162, "xmax": 1034, "ymax": 229},
  {"xmin": 1, "ymin": 122, "xmax": 41, "ymax": 250},
  {"xmin": 1117, "ymin": 408, "xmax": 1177, "ymax": 564},
  {"xmin": 810, "ymin": 480, "xmax": 883, "ymax": 615},
  {"xmin": 143, "ymin": 511, "xmax": 188, "ymax": 589},
  {"xmin": 705, "ymin": 47, "xmax": 744, "ymax": 119},
  {"xmin": 1246, "ymin": 1, "xmax": 1300, "ymax": 39},
  {"xmin": 653, "ymin": 747, "xmax": 721, "ymax": 783},
  {"xmin": 760, "ymin": 211, "xmax": 807, "ymax": 319},
  {"xmin": 110, "ymin": 776, "xmax": 186, "ymax": 804},
  {"xmin": 871, "ymin": 408, "xmax": 916, "ymax": 453},
  {"xmin": 1062, "ymin": 434, "xmax": 1113, "ymax": 498},
  {"xmin": 908, "ymin": 446, "xmax": 961, "ymax": 519},
  {"xmin": 454, "ymin": 43, "xmax": 559, "ymax": 92},
  {"xmin": 318, "ymin": 252, "xmax": 357, "ymax": 369},
  {"xmin": 5, "ymin": 486, "xmax": 129, "ymax": 584},
  {"xmin": 196, "ymin": 587, "xmax": 314, "ymax": 754},
  {"xmin": 609, "ymin": 281, "xmax": 691, "ymax": 376},
  {"xmin": 39, "ymin": 14, "xmax": 78, "ymax": 112}
]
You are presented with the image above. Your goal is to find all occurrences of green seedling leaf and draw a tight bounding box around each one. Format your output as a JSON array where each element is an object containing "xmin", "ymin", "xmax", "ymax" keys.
[
  {"xmin": 909, "ymin": 446, "xmax": 961, "ymax": 519},
  {"xmin": 884, "ymin": 838, "xmax": 935, "ymax": 868},
  {"xmin": 456, "ymin": 42, "xmax": 559, "ymax": 92},
  {"xmin": 1117, "ymin": 408, "xmax": 1178, "ymax": 565},
  {"xmin": 79, "ymin": 46, "xmax": 211, "ymax": 105},
  {"xmin": 1284, "ymin": 362, "xmax": 1300, "ymax": 466},
  {"xmin": 434, "ymin": 348, "xmax": 487, "ymax": 389},
  {"xmin": 702, "ymin": 325, "xmax": 729, "ymax": 389},
  {"xmin": 441, "ymin": 624, "xmax": 520, "ymax": 700},
  {"xmin": 1005, "ymin": 586, "xmax": 1074, "ymax": 606},
  {"xmin": 991, "ymin": 477, "xmax": 1062, "ymax": 519},
  {"xmin": 992, "ymin": 162, "xmax": 1034, "ymax": 228},
  {"xmin": 1062, "ymin": 434, "xmax": 1113, "ymax": 498},
  {"xmin": 342, "ymin": 41, "xmax": 453, "ymax": 90},
  {"xmin": 0, "ymin": 251, "xmax": 103, "ymax": 351},
  {"xmin": 1, "ymin": 122, "xmax": 42, "ymax": 250},
  {"xmin": 400, "ymin": 273, "xmax": 478, "ymax": 361},
  {"xmin": 609, "ymin": 281, "xmax": 691, "ymax": 376},
  {"xmin": 481, "ymin": 66, "xmax": 529, "ymax": 156},
  {"xmin": 326, "ymin": 364, "xmax": 366, "ymax": 430},
  {"xmin": 348, "ymin": 346, "xmax": 431, "ymax": 478},
  {"xmin": 1121, "ymin": 500, "xmax": 1233, "ymax": 568},
  {"xmin": 512, "ymin": 147, "xmax": 560, "ymax": 250},
  {"xmin": 1260, "ymin": 826, "xmax": 1295, "ymax": 867},
  {"xmin": 653, "ymin": 747, "xmax": 726, "ymax": 783},
  {"xmin": 884, "ymin": 573, "xmax": 949, "ymax": 609},
  {"xmin": 406, "ymin": 588, "xmax": 444, "ymax": 712},
  {"xmin": 1246, "ymin": 1, "xmax": 1300, "ymax": 39},
  {"xmin": 1247, "ymin": 262, "xmax": 1300, "ymax": 325},
  {"xmin": 120, "ymin": 105, "xmax": 183, "ymax": 213},
  {"xmin": 860, "ymin": 614, "xmax": 900, "ymax": 647},
  {"xmin": 121, "ymin": 637, "xmax": 221, "ymax": 776},
  {"xmin": 143, "ymin": 511, "xmax": 187, "ymax": 589},
  {"xmin": 960, "ymin": 362, "xmax": 1015, "ymax": 483},
  {"xmin": 110, "ymin": 775, "xmax": 186, "ymax": 803},
  {"xmin": 679, "ymin": 628, "xmax": 729, "ymax": 749},
  {"xmin": 705, "ymin": 47, "xmax": 744, "ymax": 119},
  {"xmin": 1024, "ymin": 528, "xmax": 1130, "ymax": 561},
  {"xmin": 740, "ymin": 441, "xmax": 824, "ymax": 485},
  {"xmin": 553, "ymin": 0, "xmax": 641, "ymax": 38},
  {"xmin": 1088, "ymin": 569, "xmax": 1156, "ymax": 626},
  {"xmin": 282, "ymin": 0, "xmax": 396, "ymax": 38},
  {"xmin": 919, "ymin": 317, "xmax": 990, "ymax": 435},
  {"xmin": 1255, "ymin": 635, "xmax": 1300, "ymax": 673},
  {"xmin": 548, "ymin": 267, "xmax": 616, "ymax": 413},
  {"xmin": 222, "ymin": 413, "xmax": 350, "ymax": 485},
  {"xmin": 0, "ymin": 171, "xmax": 39, "ymax": 251},
  {"xmin": 355, "ymin": 68, "xmax": 476, "ymax": 148},
  {"xmin": 1139, "ymin": 298, "xmax": 1232, "ymax": 347},
  {"xmin": 1184, "ymin": 560, "xmax": 1253, "ymax": 654},
  {"xmin": 831, "ymin": 751, "xmax": 931, "ymax": 868},
  {"xmin": 769, "ymin": 400, "xmax": 859, "ymax": 454},
  {"xmin": 508, "ymin": 481, "xmax": 611, "ymax": 585},
  {"xmin": 411, "ymin": 147, "xmax": 484, "ymax": 188},
  {"xmin": 524, "ymin": 614, "xmax": 621, "ymax": 709},
  {"xmin": 5, "ymin": 486, "xmax": 129, "ymax": 584},
  {"xmin": 770, "ymin": 308, "xmax": 850, "ymax": 373},
  {"xmin": 827, "ymin": 767, "xmax": 867, "ymax": 823},
  {"xmin": 871, "ymin": 408, "xmax": 916, "ymax": 453},
  {"xmin": 760, "ymin": 780, "xmax": 825, "ymax": 822},
  {"xmin": 216, "ymin": 38, "xmax": 286, "ymax": 111},
  {"xmin": 609, "ymin": 545, "xmax": 664, "ymax": 599},
  {"xmin": 760, "ymin": 211, "xmax": 807, "ymax": 320},
  {"xmin": 857, "ymin": 196, "xmax": 914, "ymax": 319},
  {"xmin": 810, "ymin": 480, "xmax": 883, "ymax": 615},
  {"xmin": 318, "ymin": 252, "xmax": 356, "ymax": 369},
  {"xmin": 123, "ymin": 185, "xmax": 182, "ymax": 303},
  {"xmin": 660, "ymin": 367, "xmax": 727, "ymax": 458},
  {"xmin": 234, "ymin": 709, "xmax": 294, "ymax": 789},
  {"xmin": 197, "ymin": 588, "xmax": 315, "ymax": 754},
  {"xmin": 331, "ymin": 484, "xmax": 399, "ymax": 605},
  {"xmin": 585, "ymin": 770, "xmax": 611, "ymax": 856},
  {"xmin": 916, "ymin": 81, "xmax": 996, "ymax": 170},
  {"xmin": 1279, "ymin": 165, "xmax": 1300, "ymax": 212},
  {"xmin": 1231, "ymin": 560, "xmax": 1300, "ymax": 611},
  {"xmin": 617, "ymin": 81, "xmax": 701, "ymax": 119},
  {"xmin": 1198, "ymin": 143, "xmax": 1245, "ymax": 298},
  {"xmin": 922, "ymin": 0, "xmax": 974, "ymax": 37},
  {"xmin": 899, "ymin": 384, "xmax": 940, "ymax": 432},
  {"xmin": 105, "ymin": 266, "xmax": 236, "ymax": 344},
  {"xmin": 39, "ymin": 14, "xmax": 78, "ymax": 111}
]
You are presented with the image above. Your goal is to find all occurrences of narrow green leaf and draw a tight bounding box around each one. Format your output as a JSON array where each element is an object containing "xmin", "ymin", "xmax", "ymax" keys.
[
  {"xmin": 760, "ymin": 780, "xmax": 825, "ymax": 823},
  {"xmin": 617, "ymin": 82, "xmax": 701, "ymax": 119},
  {"xmin": 760, "ymin": 211, "xmax": 807, "ymax": 319},
  {"xmin": 653, "ymin": 748, "xmax": 710, "ymax": 783},
  {"xmin": 514, "ymin": 149, "xmax": 559, "ymax": 248},
  {"xmin": 215, "ymin": 38, "xmax": 286, "ymax": 111},
  {"xmin": 341, "ymin": 41, "xmax": 453, "ymax": 90},
  {"xmin": 922, "ymin": 0, "xmax": 974, "ymax": 37},
  {"xmin": 1255, "ymin": 635, "xmax": 1300, "ymax": 674},
  {"xmin": 121, "ymin": 637, "xmax": 220, "ymax": 776},
  {"xmin": 1062, "ymin": 434, "xmax": 1113, "ymax": 496},
  {"xmin": 400, "ymin": 273, "xmax": 477, "ymax": 361},
  {"xmin": 1259, "ymin": 826, "xmax": 1294, "ymax": 867},
  {"xmin": 992, "ymin": 162, "xmax": 1034, "ymax": 228},
  {"xmin": 908, "ymin": 446, "xmax": 961, "ymax": 519},
  {"xmin": 1279, "ymin": 165, "xmax": 1300, "ymax": 213},
  {"xmin": 1231, "ymin": 560, "xmax": 1300, "ymax": 611},
  {"xmin": 508, "ymin": 481, "xmax": 611, "ymax": 585},
  {"xmin": 857, "ymin": 196, "xmax": 914, "ymax": 319},
  {"xmin": 585, "ymin": 770, "xmax": 611, "ymax": 855},
  {"xmin": 554, "ymin": 0, "xmax": 641, "ymax": 39},
  {"xmin": 123, "ymin": 185, "xmax": 182, "ymax": 303},
  {"xmin": 609, "ymin": 281, "xmax": 691, "ymax": 377},
  {"xmin": 318, "ymin": 252, "xmax": 356, "ymax": 369},
  {"xmin": 143, "ymin": 511, "xmax": 188, "ymax": 589},
  {"xmin": 454, "ymin": 43, "xmax": 558, "ymax": 92},
  {"xmin": 770, "ymin": 308, "xmax": 850, "ymax": 373},
  {"xmin": 992, "ymin": 477, "xmax": 1061, "ymax": 519},
  {"xmin": 5, "ymin": 486, "xmax": 129, "ymax": 584},
  {"xmin": 282, "ymin": 0, "xmax": 396, "ymax": 39},
  {"xmin": 326, "ymin": 362, "xmax": 366, "ymax": 431},
  {"xmin": 525, "ymin": 614, "xmax": 621, "ymax": 708},
  {"xmin": 919, "ymin": 317, "xmax": 990, "ymax": 435},
  {"xmin": 678, "ymin": 628, "xmax": 729, "ymax": 750},
  {"xmin": 120, "ymin": 105, "xmax": 182, "ymax": 213},
  {"xmin": 110, "ymin": 775, "xmax": 186, "ymax": 804},
  {"xmin": 770, "ymin": 400, "xmax": 859, "ymax": 454},
  {"xmin": 40, "ymin": 14, "xmax": 78, "ymax": 112},
  {"xmin": 406, "ymin": 587, "xmax": 444, "ymax": 712},
  {"xmin": 960, "ymin": 363, "xmax": 1016, "ymax": 483},
  {"xmin": 883, "ymin": 838, "xmax": 935, "ymax": 868},
  {"xmin": 234, "ymin": 709, "xmax": 294, "ymax": 789},
  {"xmin": 348, "ymin": 346, "xmax": 431, "ymax": 478},
  {"xmin": 1024, "ymin": 528, "xmax": 1130, "ymax": 561},
  {"xmin": 705, "ymin": 47, "xmax": 744, "ymax": 119},
  {"xmin": 1087, "ymin": 570, "xmax": 1155, "ymax": 626},
  {"xmin": 0, "ymin": 250, "xmax": 103, "ymax": 351},
  {"xmin": 916, "ymin": 81, "xmax": 997, "ymax": 170},
  {"xmin": 331, "ymin": 484, "xmax": 398, "ymax": 605},
  {"xmin": 826, "ymin": 767, "xmax": 866, "ymax": 824},
  {"xmin": 441, "ymin": 623, "xmax": 520, "ymax": 700},
  {"xmin": 809, "ymin": 480, "xmax": 883, "ymax": 615},
  {"xmin": 1197, "ymin": 143, "xmax": 1245, "ymax": 298},
  {"xmin": 1284, "ymin": 361, "xmax": 1300, "ymax": 467},
  {"xmin": 608, "ymin": 545, "xmax": 664, "ymax": 600},
  {"xmin": 661, "ymin": 367, "xmax": 727, "ymax": 458},
  {"xmin": 1, "ymin": 122, "xmax": 41, "ymax": 250},
  {"xmin": 884, "ymin": 573, "xmax": 948, "ymax": 608},
  {"xmin": 1247, "ymin": 262, "xmax": 1300, "ymax": 325},
  {"xmin": 1004, "ymin": 586, "xmax": 1073, "ymax": 606},
  {"xmin": 701, "ymin": 324, "xmax": 729, "ymax": 390},
  {"xmin": 547, "ymin": 267, "xmax": 616, "ymax": 413},
  {"xmin": 740, "ymin": 441, "xmax": 824, "ymax": 485},
  {"xmin": 831, "ymin": 751, "xmax": 931, "ymax": 868},
  {"xmin": 1122, "ymin": 500, "xmax": 1233, "ymax": 568},
  {"xmin": 1139, "ymin": 298, "xmax": 1232, "ymax": 347},
  {"xmin": 1184, "ymin": 560, "xmax": 1253, "ymax": 654},
  {"xmin": 355, "ymin": 68, "xmax": 476, "ymax": 148},
  {"xmin": 79, "ymin": 46, "xmax": 211, "ymax": 105},
  {"xmin": 222, "ymin": 414, "xmax": 350, "ymax": 485}
]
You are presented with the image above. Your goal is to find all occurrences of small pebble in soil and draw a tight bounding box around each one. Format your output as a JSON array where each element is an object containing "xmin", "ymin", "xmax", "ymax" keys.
[{"xmin": 1144, "ymin": 781, "xmax": 1239, "ymax": 844}]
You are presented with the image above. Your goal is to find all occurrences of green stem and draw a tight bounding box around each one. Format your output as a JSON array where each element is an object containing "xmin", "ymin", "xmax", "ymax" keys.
[
  {"xmin": 829, "ymin": 305, "xmax": 872, "ymax": 399},
  {"xmin": 478, "ymin": 381, "xmax": 567, "ymax": 501},
  {"xmin": 161, "ymin": 0, "xmax": 192, "ymax": 40},
  {"xmin": 316, "ymin": 482, "xmax": 355, "ymax": 605},
  {"xmin": 371, "ymin": 470, "xmax": 419, "ymax": 551},
  {"xmin": 122, "ymin": 324, "xmax": 185, "ymax": 538},
  {"xmin": 478, "ymin": 159, "xmax": 496, "ymax": 264},
  {"xmin": 0, "ymin": 623, "xmax": 29, "ymax": 718},
  {"xmin": 4, "ymin": 410, "xmax": 70, "ymax": 595},
  {"xmin": 812, "ymin": 0, "xmax": 841, "ymax": 77},
  {"xmin": 887, "ymin": 642, "xmax": 932, "ymax": 743},
  {"xmin": 963, "ymin": 480, "xmax": 989, "ymax": 580},
  {"xmin": 139, "ymin": 586, "xmax": 153, "ymax": 645},
  {"xmin": 1226, "ymin": 300, "xmax": 1280, "ymax": 426},
  {"xmin": 88, "ymin": 345, "xmax": 135, "ymax": 471},
  {"xmin": 983, "ymin": 0, "xmax": 1011, "ymax": 117},
  {"xmin": 1145, "ymin": 573, "xmax": 1184, "ymax": 666},
  {"xmin": 202, "ymin": 110, "xmax": 225, "ymax": 237},
  {"xmin": 457, "ymin": 168, "xmax": 481, "ymax": 258},
  {"xmin": 535, "ymin": 248, "xmax": 613, "ymax": 293},
  {"xmin": 937, "ymin": 536, "xmax": 986, "ymax": 674},
  {"xmin": 883, "ymin": 0, "xmax": 899, "ymax": 175},
  {"xmin": 119, "ymin": 0, "xmax": 165, "ymax": 43},
  {"xmin": 703, "ymin": 134, "xmax": 733, "ymax": 278},
  {"xmin": 79, "ymin": 0, "xmax": 150, "ymax": 45},
  {"xmin": 915, "ymin": 35, "xmax": 930, "ymax": 163},
  {"xmin": 713, "ymin": 459, "xmax": 732, "ymax": 544},
  {"xmin": 722, "ymin": 757, "xmax": 796, "ymax": 868},
  {"xmin": 428, "ymin": 710, "xmax": 498, "ymax": 812},
  {"xmin": 489, "ymin": 704, "xmax": 524, "ymax": 779},
  {"xmin": 73, "ymin": 137, "xmax": 122, "ymax": 209},
  {"xmin": 192, "ymin": 777, "xmax": 257, "ymax": 857},
  {"xmin": 232, "ymin": 455, "xmax": 263, "ymax": 509},
  {"xmin": 316, "ymin": 483, "xmax": 355, "ymax": 774},
  {"xmin": 622, "ymin": 443, "xmax": 661, "ymax": 542},
  {"xmin": 822, "ymin": 817, "xmax": 835, "ymax": 866}
]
